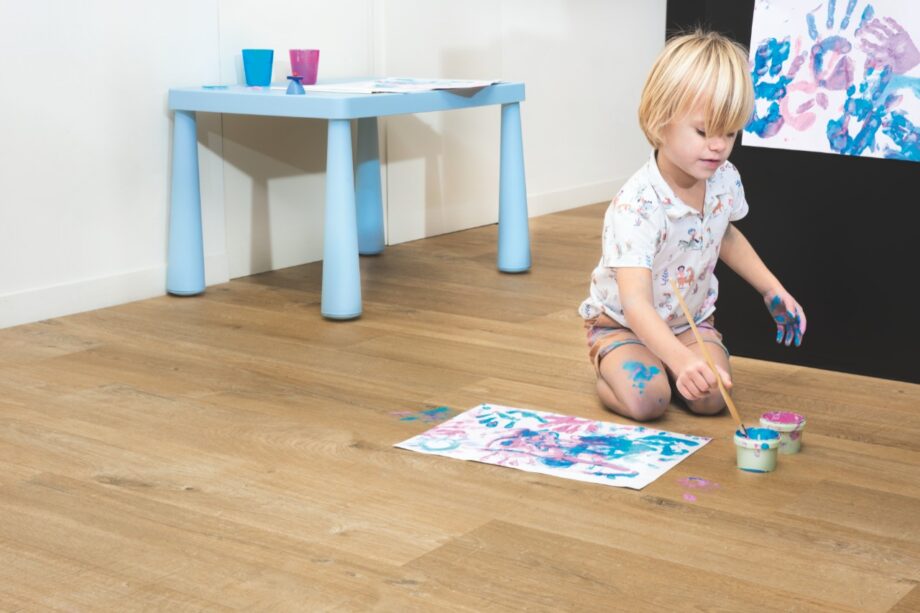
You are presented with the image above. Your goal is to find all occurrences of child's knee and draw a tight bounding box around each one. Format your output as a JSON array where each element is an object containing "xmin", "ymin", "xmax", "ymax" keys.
[
  {"xmin": 686, "ymin": 392, "xmax": 726, "ymax": 415},
  {"xmin": 621, "ymin": 385, "xmax": 671, "ymax": 421},
  {"xmin": 596, "ymin": 379, "xmax": 670, "ymax": 421}
]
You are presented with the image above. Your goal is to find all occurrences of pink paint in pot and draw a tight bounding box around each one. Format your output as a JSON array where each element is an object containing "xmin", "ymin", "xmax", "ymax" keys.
[
  {"xmin": 289, "ymin": 49, "xmax": 320, "ymax": 85},
  {"xmin": 759, "ymin": 411, "xmax": 806, "ymax": 454}
]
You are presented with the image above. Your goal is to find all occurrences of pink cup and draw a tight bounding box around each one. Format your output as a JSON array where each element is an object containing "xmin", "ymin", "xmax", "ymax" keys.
[{"xmin": 289, "ymin": 49, "xmax": 320, "ymax": 85}]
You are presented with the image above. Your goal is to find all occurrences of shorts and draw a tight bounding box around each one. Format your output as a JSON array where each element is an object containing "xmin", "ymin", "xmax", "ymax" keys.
[{"xmin": 585, "ymin": 312, "xmax": 729, "ymax": 374}]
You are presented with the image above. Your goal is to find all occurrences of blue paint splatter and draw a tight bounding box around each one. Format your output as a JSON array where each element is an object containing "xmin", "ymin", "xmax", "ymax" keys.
[
  {"xmin": 478, "ymin": 409, "xmax": 547, "ymax": 429},
  {"xmin": 394, "ymin": 406, "xmax": 456, "ymax": 423},
  {"xmin": 622, "ymin": 361, "xmax": 661, "ymax": 395},
  {"xmin": 420, "ymin": 439, "xmax": 461, "ymax": 452},
  {"xmin": 488, "ymin": 429, "xmax": 700, "ymax": 478},
  {"xmin": 888, "ymin": 75, "xmax": 920, "ymax": 99},
  {"xmin": 883, "ymin": 111, "xmax": 920, "ymax": 161},
  {"xmin": 826, "ymin": 0, "xmax": 837, "ymax": 29}
]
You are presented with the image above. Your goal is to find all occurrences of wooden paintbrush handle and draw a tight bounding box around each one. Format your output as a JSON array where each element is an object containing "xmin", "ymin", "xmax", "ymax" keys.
[{"xmin": 669, "ymin": 280, "xmax": 747, "ymax": 435}]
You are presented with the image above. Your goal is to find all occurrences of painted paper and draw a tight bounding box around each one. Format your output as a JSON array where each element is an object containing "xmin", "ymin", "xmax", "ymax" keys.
[
  {"xmin": 744, "ymin": 0, "xmax": 920, "ymax": 161},
  {"xmin": 394, "ymin": 404, "xmax": 710, "ymax": 490},
  {"xmin": 295, "ymin": 78, "xmax": 500, "ymax": 95}
]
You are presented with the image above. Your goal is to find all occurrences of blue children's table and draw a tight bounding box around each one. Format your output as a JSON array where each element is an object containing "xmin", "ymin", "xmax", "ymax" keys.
[{"xmin": 166, "ymin": 81, "xmax": 530, "ymax": 319}]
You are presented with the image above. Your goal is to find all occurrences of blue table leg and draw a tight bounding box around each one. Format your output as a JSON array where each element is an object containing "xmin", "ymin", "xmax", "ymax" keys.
[
  {"xmin": 498, "ymin": 102, "xmax": 531, "ymax": 273},
  {"xmin": 322, "ymin": 119, "xmax": 362, "ymax": 319},
  {"xmin": 356, "ymin": 116, "xmax": 385, "ymax": 255},
  {"xmin": 167, "ymin": 110, "xmax": 206, "ymax": 295}
]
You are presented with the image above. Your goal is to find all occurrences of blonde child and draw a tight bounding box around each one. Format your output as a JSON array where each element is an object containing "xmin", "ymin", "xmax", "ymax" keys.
[{"xmin": 579, "ymin": 31, "xmax": 806, "ymax": 422}]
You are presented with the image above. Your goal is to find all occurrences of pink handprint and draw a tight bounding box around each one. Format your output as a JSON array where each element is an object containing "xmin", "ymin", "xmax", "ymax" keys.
[{"xmin": 859, "ymin": 17, "xmax": 920, "ymax": 75}]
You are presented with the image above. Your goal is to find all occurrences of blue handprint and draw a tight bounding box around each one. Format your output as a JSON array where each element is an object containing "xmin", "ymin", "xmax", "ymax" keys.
[
  {"xmin": 747, "ymin": 37, "xmax": 806, "ymax": 137},
  {"xmin": 824, "ymin": 59, "xmax": 920, "ymax": 158},
  {"xmin": 826, "ymin": 64, "xmax": 891, "ymax": 154},
  {"xmin": 803, "ymin": 0, "xmax": 878, "ymax": 91}
]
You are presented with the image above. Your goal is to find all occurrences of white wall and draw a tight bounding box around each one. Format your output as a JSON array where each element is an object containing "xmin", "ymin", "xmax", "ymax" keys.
[
  {"xmin": 0, "ymin": 0, "xmax": 221, "ymax": 327},
  {"xmin": 0, "ymin": 0, "xmax": 666, "ymax": 329},
  {"xmin": 384, "ymin": 0, "xmax": 666, "ymax": 243}
]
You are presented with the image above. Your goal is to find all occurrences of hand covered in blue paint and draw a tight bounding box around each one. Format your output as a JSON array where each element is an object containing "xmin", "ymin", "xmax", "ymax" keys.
[
  {"xmin": 674, "ymin": 356, "xmax": 732, "ymax": 402},
  {"xmin": 764, "ymin": 289, "xmax": 807, "ymax": 347}
]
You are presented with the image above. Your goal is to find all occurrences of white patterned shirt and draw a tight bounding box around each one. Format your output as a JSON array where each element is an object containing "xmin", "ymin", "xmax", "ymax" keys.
[{"xmin": 578, "ymin": 151, "xmax": 749, "ymax": 332}]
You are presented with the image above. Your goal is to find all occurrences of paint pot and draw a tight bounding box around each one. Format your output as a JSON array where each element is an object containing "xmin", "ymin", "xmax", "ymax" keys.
[
  {"xmin": 734, "ymin": 428, "xmax": 780, "ymax": 473},
  {"xmin": 759, "ymin": 411, "xmax": 806, "ymax": 454}
]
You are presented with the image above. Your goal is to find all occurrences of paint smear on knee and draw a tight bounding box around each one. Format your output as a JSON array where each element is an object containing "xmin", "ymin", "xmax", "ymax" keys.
[{"xmin": 622, "ymin": 361, "xmax": 662, "ymax": 395}]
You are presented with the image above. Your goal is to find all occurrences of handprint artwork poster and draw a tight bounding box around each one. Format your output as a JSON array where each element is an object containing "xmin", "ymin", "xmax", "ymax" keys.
[
  {"xmin": 394, "ymin": 404, "xmax": 710, "ymax": 489},
  {"xmin": 744, "ymin": 0, "xmax": 919, "ymax": 161}
]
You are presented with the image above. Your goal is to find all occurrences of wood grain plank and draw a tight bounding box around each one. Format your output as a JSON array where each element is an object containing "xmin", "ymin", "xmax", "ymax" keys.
[{"xmin": 1, "ymin": 201, "xmax": 917, "ymax": 609}]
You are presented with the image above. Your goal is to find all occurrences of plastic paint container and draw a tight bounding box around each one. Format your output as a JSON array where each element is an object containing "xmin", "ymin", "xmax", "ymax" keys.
[
  {"xmin": 734, "ymin": 428, "xmax": 780, "ymax": 473},
  {"xmin": 759, "ymin": 411, "xmax": 807, "ymax": 454}
]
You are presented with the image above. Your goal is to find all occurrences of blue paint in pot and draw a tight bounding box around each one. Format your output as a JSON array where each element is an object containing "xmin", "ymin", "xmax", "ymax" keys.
[
  {"xmin": 734, "ymin": 427, "xmax": 781, "ymax": 472},
  {"xmin": 738, "ymin": 427, "xmax": 780, "ymax": 441}
]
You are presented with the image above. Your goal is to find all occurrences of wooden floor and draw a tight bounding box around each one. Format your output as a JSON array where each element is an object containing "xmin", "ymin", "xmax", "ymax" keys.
[{"xmin": 1, "ymin": 202, "xmax": 919, "ymax": 611}]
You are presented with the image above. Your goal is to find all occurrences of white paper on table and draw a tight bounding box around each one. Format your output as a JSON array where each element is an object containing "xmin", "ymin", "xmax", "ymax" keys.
[{"xmin": 296, "ymin": 77, "xmax": 501, "ymax": 94}]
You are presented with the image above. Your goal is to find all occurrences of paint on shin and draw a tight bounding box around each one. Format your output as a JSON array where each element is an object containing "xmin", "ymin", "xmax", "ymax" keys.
[{"xmin": 622, "ymin": 361, "xmax": 662, "ymax": 395}]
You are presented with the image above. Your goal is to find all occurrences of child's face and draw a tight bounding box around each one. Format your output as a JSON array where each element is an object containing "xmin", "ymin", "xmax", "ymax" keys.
[{"xmin": 658, "ymin": 108, "xmax": 737, "ymax": 185}]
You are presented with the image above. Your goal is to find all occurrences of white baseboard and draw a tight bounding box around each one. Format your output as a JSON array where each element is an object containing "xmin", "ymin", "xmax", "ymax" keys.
[
  {"xmin": 0, "ymin": 178, "xmax": 622, "ymax": 330},
  {"xmin": 0, "ymin": 254, "xmax": 229, "ymax": 330},
  {"xmin": 526, "ymin": 177, "xmax": 625, "ymax": 217}
]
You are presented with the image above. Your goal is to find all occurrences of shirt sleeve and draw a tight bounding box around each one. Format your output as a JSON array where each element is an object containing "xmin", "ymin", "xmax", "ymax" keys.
[
  {"xmin": 600, "ymin": 198, "xmax": 663, "ymax": 270},
  {"xmin": 727, "ymin": 163, "xmax": 749, "ymax": 222}
]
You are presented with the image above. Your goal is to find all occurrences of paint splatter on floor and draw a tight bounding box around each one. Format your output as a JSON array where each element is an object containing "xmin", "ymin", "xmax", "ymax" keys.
[
  {"xmin": 391, "ymin": 406, "xmax": 455, "ymax": 423},
  {"xmin": 677, "ymin": 476, "xmax": 720, "ymax": 503}
]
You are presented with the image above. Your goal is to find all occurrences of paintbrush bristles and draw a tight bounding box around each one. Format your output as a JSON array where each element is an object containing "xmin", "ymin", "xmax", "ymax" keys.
[{"xmin": 668, "ymin": 280, "xmax": 748, "ymax": 437}]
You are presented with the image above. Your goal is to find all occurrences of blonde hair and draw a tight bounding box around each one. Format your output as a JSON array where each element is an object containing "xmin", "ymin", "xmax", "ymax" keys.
[{"xmin": 638, "ymin": 30, "xmax": 754, "ymax": 148}]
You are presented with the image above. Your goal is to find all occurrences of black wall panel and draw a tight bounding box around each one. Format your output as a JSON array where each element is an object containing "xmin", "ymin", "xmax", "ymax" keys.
[{"xmin": 666, "ymin": 0, "xmax": 918, "ymax": 383}]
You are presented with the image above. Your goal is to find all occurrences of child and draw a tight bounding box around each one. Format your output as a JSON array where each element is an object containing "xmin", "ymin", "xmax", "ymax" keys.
[{"xmin": 579, "ymin": 30, "xmax": 806, "ymax": 422}]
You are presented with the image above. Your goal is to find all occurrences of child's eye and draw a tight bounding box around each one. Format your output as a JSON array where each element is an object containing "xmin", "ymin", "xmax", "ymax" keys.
[
  {"xmin": 727, "ymin": 132, "xmax": 737, "ymax": 138},
  {"xmin": 695, "ymin": 129, "xmax": 706, "ymax": 137}
]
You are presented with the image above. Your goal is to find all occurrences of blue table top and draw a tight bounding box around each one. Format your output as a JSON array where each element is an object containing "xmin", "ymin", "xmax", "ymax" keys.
[{"xmin": 168, "ymin": 81, "xmax": 525, "ymax": 119}]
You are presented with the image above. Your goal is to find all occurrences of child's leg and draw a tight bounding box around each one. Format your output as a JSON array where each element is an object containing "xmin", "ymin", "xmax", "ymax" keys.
[
  {"xmin": 672, "ymin": 320, "xmax": 732, "ymax": 415},
  {"xmin": 596, "ymin": 344, "xmax": 672, "ymax": 422}
]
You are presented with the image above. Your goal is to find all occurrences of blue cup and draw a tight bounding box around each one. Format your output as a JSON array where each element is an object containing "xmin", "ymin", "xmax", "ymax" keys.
[{"xmin": 242, "ymin": 49, "xmax": 273, "ymax": 86}]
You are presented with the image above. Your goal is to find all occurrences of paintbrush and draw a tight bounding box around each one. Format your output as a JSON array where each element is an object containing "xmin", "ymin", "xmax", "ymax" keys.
[{"xmin": 669, "ymin": 279, "xmax": 749, "ymax": 437}]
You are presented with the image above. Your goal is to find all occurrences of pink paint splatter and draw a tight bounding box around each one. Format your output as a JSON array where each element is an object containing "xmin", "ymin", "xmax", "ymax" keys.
[
  {"xmin": 677, "ymin": 476, "xmax": 720, "ymax": 503},
  {"xmin": 678, "ymin": 476, "xmax": 720, "ymax": 491}
]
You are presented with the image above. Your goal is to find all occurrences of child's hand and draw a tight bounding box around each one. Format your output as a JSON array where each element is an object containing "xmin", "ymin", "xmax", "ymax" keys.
[
  {"xmin": 674, "ymin": 357, "xmax": 732, "ymax": 401},
  {"xmin": 764, "ymin": 289, "xmax": 807, "ymax": 347}
]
